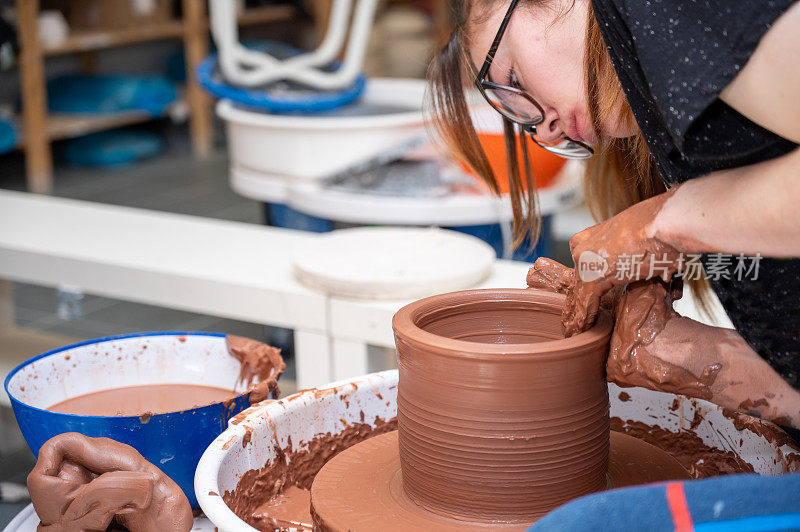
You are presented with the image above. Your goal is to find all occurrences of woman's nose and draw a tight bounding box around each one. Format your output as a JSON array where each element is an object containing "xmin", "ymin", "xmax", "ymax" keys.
[{"xmin": 535, "ymin": 110, "xmax": 562, "ymax": 143}]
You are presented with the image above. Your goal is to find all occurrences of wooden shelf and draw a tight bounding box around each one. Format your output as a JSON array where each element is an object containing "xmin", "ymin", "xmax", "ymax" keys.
[
  {"xmin": 15, "ymin": 0, "xmax": 301, "ymax": 193},
  {"xmin": 14, "ymin": 97, "xmax": 184, "ymax": 147},
  {"xmin": 14, "ymin": 110, "xmax": 156, "ymax": 148},
  {"xmin": 43, "ymin": 20, "xmax": 186, "ymax": 56},
  {"xmin": 46, "ymin": 110, "xmax": 163, "ymax": 141},
  {"xmin": 42, "ymin": 6, "xmax": 297, "ymax": 56}
]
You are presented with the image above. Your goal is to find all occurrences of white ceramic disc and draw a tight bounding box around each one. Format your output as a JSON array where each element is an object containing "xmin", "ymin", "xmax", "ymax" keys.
[{"xmin": 292, "ymin": 227, "xmax": 496, "ymax": 299}]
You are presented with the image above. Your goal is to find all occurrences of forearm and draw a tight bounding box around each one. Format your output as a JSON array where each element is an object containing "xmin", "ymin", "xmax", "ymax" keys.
[
  {"xmin": 648, "ymin": 317, "xmax": 800, "ymax": 427},
  {"xmin": 653, "ymin": 147, "xmax": 800, "ymax": 257}
]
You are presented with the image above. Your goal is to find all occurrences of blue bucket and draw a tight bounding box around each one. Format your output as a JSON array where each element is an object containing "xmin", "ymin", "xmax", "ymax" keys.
[{"xmin": 3, "ymin": 331, "xmax": 268, "ymax": 508}]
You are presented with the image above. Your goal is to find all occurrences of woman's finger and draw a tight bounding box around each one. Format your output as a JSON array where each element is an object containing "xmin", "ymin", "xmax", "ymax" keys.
[
  {"xmin": 563, "ymin": 282, "xmax": 603, "ymax": 337},
  {"xmin": 526, "ymin": 257, "xmax": 574, "ymax": 294}
]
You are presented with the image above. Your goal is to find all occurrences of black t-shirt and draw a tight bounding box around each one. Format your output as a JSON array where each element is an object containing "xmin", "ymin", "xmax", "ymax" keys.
[{"xmin": 591, "ymin": 0, "xmax": 800, "ymax": 387}]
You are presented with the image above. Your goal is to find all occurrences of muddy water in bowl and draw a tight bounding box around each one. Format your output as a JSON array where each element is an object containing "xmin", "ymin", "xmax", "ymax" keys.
[
  {"xmin": 48, "ymin": 384, "xmax": 238, "ymax": 416},
  {"xmin": 4, "ymin": 332, "xmax": 284, "ymax": 507}
]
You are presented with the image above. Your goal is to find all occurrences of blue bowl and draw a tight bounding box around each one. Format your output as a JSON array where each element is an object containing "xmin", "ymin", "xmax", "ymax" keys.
[{"xmin": 4, "ymin": 331, "xmax": 269, "ymax": 507}]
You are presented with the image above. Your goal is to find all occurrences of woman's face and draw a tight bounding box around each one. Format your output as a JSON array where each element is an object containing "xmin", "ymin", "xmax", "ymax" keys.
[{"xmin": 468, "ymin": 0, "xmax": 633, "ymax": 144}]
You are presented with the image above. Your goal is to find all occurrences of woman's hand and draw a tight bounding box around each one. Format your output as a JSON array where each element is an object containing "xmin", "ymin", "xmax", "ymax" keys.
[
  {"xmin": 529, "ymin": 258, "xmax": 800, "ymax": 427},
  {"xmin": 607, "ymin": 279, "xmax": 718, "ymax": 399},
  {"xmin": 612, "ymin": 281, "xmax": 800, "ymax": 427},
  {"xmin": 530, "ymin": 259, "xmax": 700, "ymax": 394},
  {"xmin": 563, "ymin": 186, "xmax": 684, "ymax": 337}
]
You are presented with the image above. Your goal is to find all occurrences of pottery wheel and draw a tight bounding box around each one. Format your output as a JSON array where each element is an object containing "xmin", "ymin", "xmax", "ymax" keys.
[
  {"xmin": 310, "ymin": 431, "xmax": 690, "ymax": 531},
  {"xmin": 292, "ymin": 227, "xmax": 495, "ymax": 299}
]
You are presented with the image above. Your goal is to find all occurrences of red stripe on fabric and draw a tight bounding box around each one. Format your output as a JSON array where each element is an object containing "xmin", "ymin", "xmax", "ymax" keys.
[{"xmin": 666, "ymin": 482, "xmax": 693, "ymax": 532}]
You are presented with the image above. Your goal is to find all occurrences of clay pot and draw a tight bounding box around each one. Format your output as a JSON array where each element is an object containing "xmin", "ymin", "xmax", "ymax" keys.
[{"xmin": 392, "ymin": 289, "xmax": 612, "ymax": 522}]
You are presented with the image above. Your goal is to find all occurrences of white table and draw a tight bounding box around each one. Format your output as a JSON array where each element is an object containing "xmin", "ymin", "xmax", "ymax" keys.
[
  {"xmin": 0, "ymin": 190, "xmax": 530, "ymax": 390},
  {"xmin": 0, "ymin": 190, "xmax": 334, "ymax": 388},
  {"xmin": 0, "ymin": 186, "xmax": 733, "ymax": 395}
]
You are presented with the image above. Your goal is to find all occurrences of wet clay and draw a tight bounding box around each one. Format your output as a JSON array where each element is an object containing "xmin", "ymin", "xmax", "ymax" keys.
[
  {"xmin": 721, "ymin": 408, "xmax": 800, "ymax": 454},
  {"xmin": 227, "ymin": 286, "xmax": 790, "ymax": 530},
  {"xmin": 223, "ymin": 417, "xmax": 397, "ymax": 532},
  {"xmin": 527, "ymin": 259, "xmax": 722, "ymax": 400},
  {"xmin": 610, "ymin": 417, "xmax": 755, "ymax": 477},
  {"xmin": 392, "ymin": 289, "xmax": 613, "ymax": 522},
  {"xmin": 48, "ymin": 384, "xmax": 237, "ymax": 417},
  {"xmin": 309, "ymin": 430, "xmax": 689, "ymax": 531},
  {"xmin": 252, "ymin": 486, "xmax": 312, "ymax": 531},
  {"xmin": 562, "ymin": 184, "xmax": 683, "ymax": 337},
  {"xmin": 608, "ymin": 280, "xmax": 721, "ymax": 400},
  {"xmin": 27, "ymin": 432, "xmax": 192, "ymax": 532},
  {"xmin": 228, "ymin": 414, "xmax": 790, "ymax": 532},
  {"xmin": 46, "ymin": 334, "xmax": 283, "ymax": 416},
  {"xmin": 527, "ymin": 257, "xmax": 623, "ymax": 314},
  {"xmin": 226, "ymin": 335, "xmax": 285, "ymax": 403},
  {"xmin": 526, "ymin": 257, "xmax": 575, "ymax": 294}
]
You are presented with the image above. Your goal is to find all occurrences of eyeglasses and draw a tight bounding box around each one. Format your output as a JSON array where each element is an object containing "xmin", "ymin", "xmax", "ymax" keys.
[{"xmin": 474, "ymin": 0, "xmax": 594, "ymax": 159}]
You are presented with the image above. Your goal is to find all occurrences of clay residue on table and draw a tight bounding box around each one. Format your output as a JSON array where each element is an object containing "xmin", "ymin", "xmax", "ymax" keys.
[
  {"xmin": 27, "ymin": 432, "xmax": 192, "ymax": 532},
  {"xmin": 610, "ymin": 417, "xmax": 754, "ymax": 478},
  {"xmin": 226, "ymin": 335, "xmax": 286, "ymax": 403},
  {"xmin": 223, "ymin": 416, "xmax": 397, "ymax": 532}
]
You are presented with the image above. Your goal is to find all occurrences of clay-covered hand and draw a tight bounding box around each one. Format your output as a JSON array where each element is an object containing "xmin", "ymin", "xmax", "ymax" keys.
[
  {"xmin": 529, "ymin": 258, "xmax": 800, "ymax": 426},
  {"xmin": 528, "ymin": 259, "xmax": 691, "ymax": 393},
  {"xmin": 27, "ymin": 432, "xmax": 193, "ymax": 532},
  {"xmin": 614, "ymin": 283, "xmax": 800, "ymax": 426},
  {"xmin": 527, "ymin": 257, "xmax": 624, "ymax": 315},
  {"xmin": 563, "ymin": 186, "xmax": 684, "ymax": 337},
  {"xmin": 605, "ymin": 279, "xmax": 720, "ymax": 399}
]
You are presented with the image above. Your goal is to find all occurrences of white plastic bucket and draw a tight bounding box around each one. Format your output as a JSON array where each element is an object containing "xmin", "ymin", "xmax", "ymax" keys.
[{"xmin": 219, "ymin": 78, "xmax": 426, "ymax": 181}]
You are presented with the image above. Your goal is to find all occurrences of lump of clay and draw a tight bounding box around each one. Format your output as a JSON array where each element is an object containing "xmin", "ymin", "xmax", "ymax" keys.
[
  {"xmin": 27, "ymin": 432, "xmax": 193, "ymax": 532},
  {"xmin": 226, "ymin": 335, "xmax": 285, "ymax": 403}
]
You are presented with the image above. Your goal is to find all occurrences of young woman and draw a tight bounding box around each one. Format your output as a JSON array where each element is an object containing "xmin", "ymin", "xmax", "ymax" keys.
[
  {"xmin": 429, "ymin": 0, "xmax": 800, "ymax": 527},
  {"xmin": 430, "ymin": 0, "xmax": 800, "ymax": 425}
]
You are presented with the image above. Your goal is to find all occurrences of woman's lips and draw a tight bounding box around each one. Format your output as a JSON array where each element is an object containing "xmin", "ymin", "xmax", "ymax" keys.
[
  {"xmin": 574, "ymin": 111, "xmax": 597, "ymax": 145},
  {"xmin": 565, "ymin": 113, "xmax": 583, "ymax": 144},
  {"xmin": 547, "ymin": 109, "xmax": 596, "ymax": 145}
]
